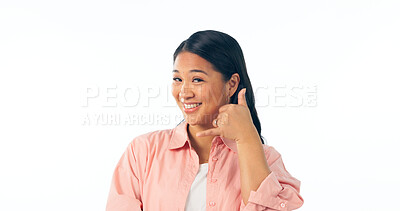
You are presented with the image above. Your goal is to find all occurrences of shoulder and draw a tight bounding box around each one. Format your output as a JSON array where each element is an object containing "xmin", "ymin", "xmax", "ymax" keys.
[{"xmin": 127, "ymin": 128, "xmax": 175, "ymax": 152}]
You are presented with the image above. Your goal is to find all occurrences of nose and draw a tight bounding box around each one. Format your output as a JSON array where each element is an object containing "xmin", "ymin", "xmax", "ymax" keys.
[{"xmin": 179, "ymin": 83, "xmax": 194, "ymax": 100}]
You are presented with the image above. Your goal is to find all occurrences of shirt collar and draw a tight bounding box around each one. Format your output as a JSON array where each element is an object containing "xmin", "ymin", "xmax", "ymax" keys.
[{"xmin": 169, "ymin": 120, "xmax": 238, "ymax": 154}]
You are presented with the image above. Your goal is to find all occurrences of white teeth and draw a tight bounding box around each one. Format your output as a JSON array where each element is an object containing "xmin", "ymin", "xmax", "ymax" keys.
[{"xmin": 184, "ymin": 103, "xmax": 201, "ymax": 109}]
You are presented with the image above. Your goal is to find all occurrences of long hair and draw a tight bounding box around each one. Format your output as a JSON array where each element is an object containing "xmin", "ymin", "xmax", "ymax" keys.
[{"xmin": 173, "ymin": 30, "xmax": 265, "ymax": 144}]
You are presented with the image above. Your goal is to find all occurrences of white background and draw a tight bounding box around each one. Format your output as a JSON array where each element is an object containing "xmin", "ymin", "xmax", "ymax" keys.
[{"xmin": 1, "ymin": 0, "xmax": 399, "ymax": 210}]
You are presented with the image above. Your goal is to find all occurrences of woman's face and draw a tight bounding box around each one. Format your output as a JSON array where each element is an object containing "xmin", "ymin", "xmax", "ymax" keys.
[{"xmin": 172, "ymin": 51, "xmax": 232, "ymax": 127}]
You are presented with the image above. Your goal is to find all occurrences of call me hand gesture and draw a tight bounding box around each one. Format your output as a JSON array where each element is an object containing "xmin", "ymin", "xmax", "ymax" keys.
[{"xmin": 196, "ymin": 88, "xmax": 260, "ymax": 144}]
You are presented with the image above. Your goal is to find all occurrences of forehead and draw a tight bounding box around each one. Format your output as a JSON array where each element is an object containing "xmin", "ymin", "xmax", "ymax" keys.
[{"xmin": 173, "ymin": 52, "xmax": 216, "ymax": 74}]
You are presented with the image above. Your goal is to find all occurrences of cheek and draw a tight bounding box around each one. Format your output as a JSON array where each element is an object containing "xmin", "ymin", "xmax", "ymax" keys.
[
  {"xmin": 199, "ymin": 86, "xmax": 209, "ymax": 101},
  {"xmin": 171, "ymin": 86, "xmax": 180, "ymax": 101},
  {"xmin": 202, "ymin": 86, "xmax": 221, "ymax": 105}
]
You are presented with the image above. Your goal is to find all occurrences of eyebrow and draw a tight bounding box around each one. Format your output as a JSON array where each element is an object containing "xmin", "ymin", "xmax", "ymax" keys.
[{"xmin": 172, "ymin": 69, "xmax": 208, "ymax": 76}]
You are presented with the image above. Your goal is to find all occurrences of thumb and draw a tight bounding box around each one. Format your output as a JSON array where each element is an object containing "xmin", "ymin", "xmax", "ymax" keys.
[{"xmin": 238, "ymin": 88, "xmax": 248, "ymax": 107}]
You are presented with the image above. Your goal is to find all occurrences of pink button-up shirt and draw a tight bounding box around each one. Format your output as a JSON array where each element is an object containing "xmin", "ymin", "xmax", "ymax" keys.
[{"xmin": 106, "ymin": 121, "xmax": 303, "ymax": 210}]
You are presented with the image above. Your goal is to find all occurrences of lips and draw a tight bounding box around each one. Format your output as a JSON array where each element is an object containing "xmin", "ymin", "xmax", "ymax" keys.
[
  {"xmin": 183, "ymin": 103, "xmax": 202, "ymax": 109},
  {"xmin": 182, "ymin": 103, "xmax": 202, "ymax": 113}
]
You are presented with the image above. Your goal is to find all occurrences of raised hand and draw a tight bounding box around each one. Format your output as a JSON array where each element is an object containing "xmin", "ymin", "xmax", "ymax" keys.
[{"xmin": 196, "ymin": 88, "xmax": 259, "ymax": 143}]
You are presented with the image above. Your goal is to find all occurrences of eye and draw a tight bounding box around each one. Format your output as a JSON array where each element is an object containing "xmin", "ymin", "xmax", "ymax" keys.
[
  {"xmin": 193, "ymin": 78, "xmax": 204, "ymax": 83},
  {"xmin": 173, "ymin": 77, "xmax": 182, "ymax": 82}
]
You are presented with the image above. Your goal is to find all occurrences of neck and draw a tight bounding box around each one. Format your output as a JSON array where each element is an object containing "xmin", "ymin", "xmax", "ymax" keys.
[{"xmin": 187, "ymin": 123, "xmax": 215, "ymax": 162}]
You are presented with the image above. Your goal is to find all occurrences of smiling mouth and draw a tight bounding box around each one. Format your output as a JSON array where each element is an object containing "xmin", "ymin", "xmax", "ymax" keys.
[{"xmin": 183, "ymin": 103, "xmax": 202, "ymax": 109}]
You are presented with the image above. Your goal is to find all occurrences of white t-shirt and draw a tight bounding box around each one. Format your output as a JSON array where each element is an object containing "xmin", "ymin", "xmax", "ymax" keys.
[{"xmin": 185, "ymin": 163, "xmax": 208, "ymax": 211}]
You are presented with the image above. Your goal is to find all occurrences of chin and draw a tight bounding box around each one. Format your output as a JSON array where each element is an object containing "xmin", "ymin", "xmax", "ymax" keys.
[
  {"xmin": 184, "ymin": 116, "xmax": 200, "ymax": 125},
  {"xmin": 184, "ymin": 115, "xmax": 214, "ymax": 127}
]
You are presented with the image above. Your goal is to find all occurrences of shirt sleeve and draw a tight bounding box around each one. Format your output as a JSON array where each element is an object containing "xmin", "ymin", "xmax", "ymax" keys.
[
  {"xmin": 106, "ymin": 138, "xmax": 147, "ymax": 211},
  {"xmin": 240, "ymin": 146, "xmax": 304, "ymax": 211}
]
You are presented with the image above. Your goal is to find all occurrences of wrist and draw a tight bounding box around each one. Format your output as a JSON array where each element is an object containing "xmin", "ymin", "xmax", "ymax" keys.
[{"xmin": 236, "ymin": 126, "xmax": 260, "ymax": 145}]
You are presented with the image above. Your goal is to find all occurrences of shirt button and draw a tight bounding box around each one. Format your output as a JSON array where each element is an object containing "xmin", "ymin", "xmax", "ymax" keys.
[
  {"xmin": 280, "ymin": 202, "xmax": 286, "ymax": 208},
  {"xmin": 212, "ymin": 157, "xmax": 218, "ymax": 161},
  {"xmin": 209, "ymin": 201, "xmax": 216, "ymax": 207},
  {"xmin": 211, "ymin": 178, "xmax": 217, "ymax": 183}
]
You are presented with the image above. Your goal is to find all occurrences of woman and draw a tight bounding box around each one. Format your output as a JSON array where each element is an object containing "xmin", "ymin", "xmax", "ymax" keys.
[{"xmin": 106, "ymin": 30, "xmax": 303, "ymax": 210}]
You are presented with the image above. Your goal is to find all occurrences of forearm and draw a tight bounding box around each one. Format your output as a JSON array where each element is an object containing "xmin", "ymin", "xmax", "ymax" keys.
[{"xmin": 236, "ymin": 128, "xmax": 271, "ymax": 205}]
